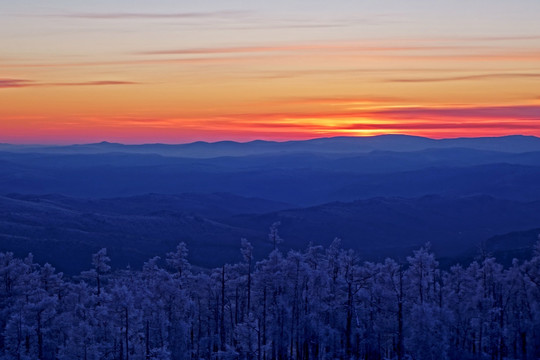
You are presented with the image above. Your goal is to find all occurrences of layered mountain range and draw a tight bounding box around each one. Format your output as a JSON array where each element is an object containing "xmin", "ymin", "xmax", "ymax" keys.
[{"xmin": 1, "ymin": 135, "xmax": 540, "ymax": 273}]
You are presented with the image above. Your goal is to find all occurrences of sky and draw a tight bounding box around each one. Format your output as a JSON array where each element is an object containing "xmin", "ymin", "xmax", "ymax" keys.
[{"xmin": 1, "ymin": 0, "xmax": 540, "ymax": 144}]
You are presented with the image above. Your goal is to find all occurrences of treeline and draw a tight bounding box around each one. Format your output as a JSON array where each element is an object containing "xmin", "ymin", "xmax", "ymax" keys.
[{"xmin": 1, "ymin": 236, "xmax": 540, "ymax": 360}]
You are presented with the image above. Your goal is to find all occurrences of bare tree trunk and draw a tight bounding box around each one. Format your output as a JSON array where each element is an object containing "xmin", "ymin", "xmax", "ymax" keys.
[
  {"xmin": 247, "ymin": 257, "xmax": 252, "ymax": 315},
  {"xmin": 220, "ymin": 265, "xmax": 226, "ymax": 350},
  {"xmin": 37, "ymin": 311, "xmax": 43, "ymax": 360},
  {"xmin": 145, "ymin": 320, "xmax": 150, "ymax": 359},
  {"xmin": 263, "ymin": 285, "xmax": 267, "ymax": 360},
  {"xmin": 520, "ymin": 331, "xmax": 527, "ymax": 360},
  {"xmin": 235, "ymin": 287, "xmax": 239, "ymax": 325},
  {"xmin": 125, "ymin": 308, "xmax": 129, "ymax": 360},
  {"xmin": 257, "ymin": 318, "xmax": 262, "ymax": 360},
  {"xmin": 346, "ymin": 282, "xmax": 352, "ymax": 357}
]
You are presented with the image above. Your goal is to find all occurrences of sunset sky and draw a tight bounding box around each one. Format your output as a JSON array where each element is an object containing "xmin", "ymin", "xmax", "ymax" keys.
[{"xmin": 1, "ymin": 0, "xmax": 540, "ymax": 144}]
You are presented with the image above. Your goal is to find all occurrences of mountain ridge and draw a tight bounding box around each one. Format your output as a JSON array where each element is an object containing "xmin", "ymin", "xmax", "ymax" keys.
[{"xmin": 2, "ymin": 134, "xmax": 540, "ymax": 158}]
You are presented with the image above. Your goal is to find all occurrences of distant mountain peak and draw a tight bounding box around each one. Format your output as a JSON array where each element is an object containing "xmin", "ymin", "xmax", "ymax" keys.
[{"xmin": 95, "ymin": 141, "xmax": 120, "ymax": 146}]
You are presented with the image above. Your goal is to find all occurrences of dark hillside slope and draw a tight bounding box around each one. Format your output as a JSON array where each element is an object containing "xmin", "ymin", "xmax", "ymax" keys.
[
  {"xmin": 482, "ymin": 228, "xmax": 540, "ymax": 265},
  {"xmin": 0, "ymin": 193, "xmax": 289, "ymax": 273},
  {"xmin": 227, "ymin": 195, "xmax": 540, "ymax": 259},
  {"xmin": 2, "ymin": 194, "xmax": 540, "ymax": 274}
]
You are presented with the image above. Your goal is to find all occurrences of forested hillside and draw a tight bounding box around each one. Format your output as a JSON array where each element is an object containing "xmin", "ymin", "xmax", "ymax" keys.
[
  {"xmin": 1, "ymin": 238, "xmax": 539, "ymax": 360},
  {"xmin": 3, "ymin": 193, "xmax": 540, "ymax": 273}
]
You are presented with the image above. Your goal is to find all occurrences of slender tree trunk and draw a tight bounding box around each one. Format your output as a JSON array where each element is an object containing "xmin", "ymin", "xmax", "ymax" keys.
[
  {"xmin": 16, "ymin": 314, "xmax": 22, "ymax": 360},
  {"xmin": 397, "ymin": 268, "xmax": 404, "ymax": 360},
  {"xmin": 119, "ymin": 336, "xmax": 123, "ymax": 360},
  {"xmin": 257, "ymin": 318, "xmax": 262, "ymax": 360},
  {"xmin": 479, "ymin": 323, "xmax": 483, "ymax": 360},
  {"xmin": 220, "ymin": 265, "xmax": 226, "ymax": 350},
  {"xmin": 247, "ymin": 257, "xmax": 252, "ymax": 315},
  {"xmin": 230, "ymin": 298, "xmax": 235, "ymax": 346},
  {"xmin": 263, "ymin": 285, "xmax": 267, "ymax": 360},
  {"xmin": 197, "ymin": 297, "xmax": 202, "ymax": 359},
  {"xmin": 125, "ymin": 308, "xmax": 129, "ymax": 360},
  {"xmin": 346, "ymin": 281, "xmax": 352, "ymax": 357},
  {"xmin": 519, "ymin": 331, "xmax": 526, "ymax": 360},
  {"xmin": 37, "ymin": 311, "xmax": 43, "ymax": 360},
  {"xmin": 235, "ymin": 287, "xmax": 239, "ymax": 325},
  {"xmin": 145, "ymin": 320, "xmax": 150, "ymax": 359},
  {"xmin": 499, "ymin": 303, "xmax": 505, "ymax": 360}
]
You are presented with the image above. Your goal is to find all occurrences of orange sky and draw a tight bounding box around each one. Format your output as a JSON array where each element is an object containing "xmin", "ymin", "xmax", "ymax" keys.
[{"xmin": 1, "ymin": 1, "xmax": 540, "ymax": 143}]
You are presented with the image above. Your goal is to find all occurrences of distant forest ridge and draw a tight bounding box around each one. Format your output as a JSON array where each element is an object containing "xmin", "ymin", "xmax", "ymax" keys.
[{"xmin": 3, "ymin": 134, "xmax": 540, "ymax": 157}]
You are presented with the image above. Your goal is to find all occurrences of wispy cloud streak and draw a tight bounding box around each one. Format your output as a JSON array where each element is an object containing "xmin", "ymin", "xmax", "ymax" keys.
[
  {"xmin": 138, "ymin": 44, "xmax": 493, "ymax": 56},
  {"xmin": 51, "ymin": 80, "xmax": 138, "ymax": 86},
  {"xmin": 343, "ymin": 121, "xmax": 540, "ymax": 131},
  {"xmin": 389, "ymin": 73, "xmax": 540, "ymax": 83},
  {"xmin": 0, "ymin": 55, "xmax": 273, "ymax": 69},
  {"xmin": 54, "ymin": 11, "xmax": 248, "ymax": 20},
  {"xmin": 429, "ymin": 35, "xmax": 540, "ymax": 42},
  {"xmin": 0, "ymin": 79, "xmax": 138, "ymax": 89},
  {"xmin": 0, "ymin": 79, "xmax": 34, "ymax": 88},
  {"xmin": 363, "ymin": 105, "xmax": 540, "ymax": 120}
]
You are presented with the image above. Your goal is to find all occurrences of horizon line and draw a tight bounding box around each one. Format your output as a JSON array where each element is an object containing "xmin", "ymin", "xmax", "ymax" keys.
[{"xmin": 0, "ymin": 133, "xmax": 537, "ymax": 147}]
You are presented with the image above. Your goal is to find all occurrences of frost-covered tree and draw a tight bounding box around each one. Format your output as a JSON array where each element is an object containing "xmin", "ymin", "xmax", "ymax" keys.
[
  {"xmin": 166, "ymin": 242, "xmax": 191, "ymax": 279},
  {"xmin": 268, "ymin": 222, "xmax": 283, "ymax": 251},
  {"xmin": 1, "ymin": 238, "xmax": 540, "ymax": 359}
]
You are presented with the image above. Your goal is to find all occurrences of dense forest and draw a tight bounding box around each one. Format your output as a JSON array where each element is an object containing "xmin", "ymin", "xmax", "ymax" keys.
[{"xmin": 1, "ymin": 231, "xmax": 539, "ymax": 360}]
